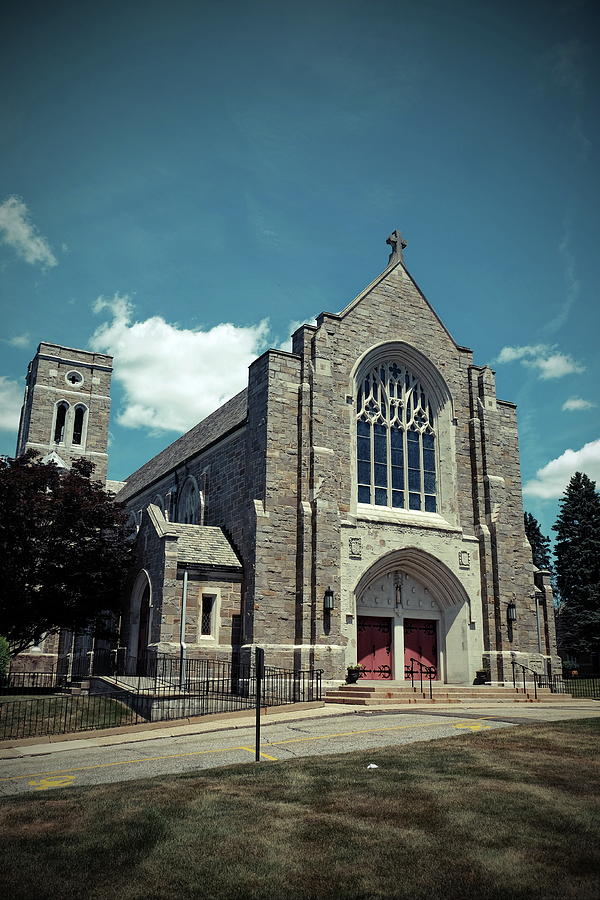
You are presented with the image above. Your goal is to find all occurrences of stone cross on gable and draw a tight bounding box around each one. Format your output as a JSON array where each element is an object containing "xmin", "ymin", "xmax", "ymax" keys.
[{"xmin": 386, "ymin": 229, "xmax": 407, "ymax": 265}]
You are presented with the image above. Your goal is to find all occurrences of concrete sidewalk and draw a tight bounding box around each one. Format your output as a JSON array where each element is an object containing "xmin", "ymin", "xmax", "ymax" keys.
[{"xmin": 1, "ymin": 697, "xmax": 598, "ymax": 761}]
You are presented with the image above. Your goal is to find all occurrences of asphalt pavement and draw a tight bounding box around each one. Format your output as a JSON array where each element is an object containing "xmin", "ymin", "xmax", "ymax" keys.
[{"xmin": 1, "ymin": 699, "xmax": 598, "ymax": 797}]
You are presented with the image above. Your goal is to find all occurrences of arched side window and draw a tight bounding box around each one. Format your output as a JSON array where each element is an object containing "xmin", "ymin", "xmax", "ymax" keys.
[
  {"xmin": 356, "ymin": 362, "xmax": 437, "ymax": 512},
  {"xmin": 71, "ymin": 404, "xmax": 88, "ymax": 446},
  {"xmin": 53, "ymin": 401, "xmax": 69, "ymax": 444},
  {"xmin": 151, "ymin": 494, "xmax": 165, "ymax": 515},
  {"xmin": 177, "ymin": 476, "xmax": 201, "ymax": 525}
]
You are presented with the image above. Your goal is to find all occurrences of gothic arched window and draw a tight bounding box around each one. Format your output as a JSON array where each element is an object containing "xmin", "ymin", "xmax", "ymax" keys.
[
  {"xmin": 356, "ymin": 362, "xmax": 437, "ymax": 512},
  {"xmin": 177, "ymin": 477, "xmax": 201, "ymax": 525},
  {"xmin": 53, "ymin": 401, "xmax": 69, "ymax": 444},
  {"xmin": 72, "ymin": 405, "xmax": 87, "ymax": 446}
]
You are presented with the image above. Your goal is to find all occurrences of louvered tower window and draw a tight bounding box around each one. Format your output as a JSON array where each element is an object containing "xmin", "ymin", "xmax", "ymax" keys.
[
  {"xmin": 53, "ymin": 402, "xmax": 69, "ymax": 444},
  {"xmin": 72, "ymin": 405, "xmax": 86, "ymax": 446}
]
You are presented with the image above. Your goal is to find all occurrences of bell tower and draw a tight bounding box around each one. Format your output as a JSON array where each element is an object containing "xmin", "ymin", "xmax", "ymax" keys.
[{"xmin": 16, "ymin": 342, "xmax": 113, "ymax": 483}]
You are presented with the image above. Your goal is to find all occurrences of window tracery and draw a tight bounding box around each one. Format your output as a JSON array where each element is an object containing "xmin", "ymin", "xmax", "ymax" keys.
[{"xmin": 356, "ymin": 362, "xmax": 437, "ymax": 512}]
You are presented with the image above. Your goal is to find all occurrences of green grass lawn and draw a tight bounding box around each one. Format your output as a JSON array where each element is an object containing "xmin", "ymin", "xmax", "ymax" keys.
[
  {"xmin": 1, "ymin": 720, "xmax": 599, "ymax": 900},
  {"xmin": 0, "ymin": 693, "xmax": 135, "ymax": 740}
]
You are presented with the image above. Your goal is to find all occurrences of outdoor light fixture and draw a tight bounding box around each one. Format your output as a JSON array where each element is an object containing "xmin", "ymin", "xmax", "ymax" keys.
[
  {"xmin": 507, "ymin": 601, "xmax": 517, "ymax": 623},
  {"xmin": 324, "ymin": 587, "xmax": 334, "ymax": 612}
]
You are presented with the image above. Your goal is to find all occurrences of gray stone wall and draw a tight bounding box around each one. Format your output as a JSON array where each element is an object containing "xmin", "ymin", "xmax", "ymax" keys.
[
  {"xmin": 16, "ymin": 342, "xmax": 112, "ymax": 483},
  {"xmin": 119, "ymin": 253, "xmax": 559, "ymax": 681}
]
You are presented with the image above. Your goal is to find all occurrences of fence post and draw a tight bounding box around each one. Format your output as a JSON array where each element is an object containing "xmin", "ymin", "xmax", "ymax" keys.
[{"xmin": 255, "ymin": 647, "xmax": 264, "ymax": 762}]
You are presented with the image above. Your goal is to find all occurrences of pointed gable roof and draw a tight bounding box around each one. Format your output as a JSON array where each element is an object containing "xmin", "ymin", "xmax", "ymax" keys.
[{"xmin": 327, "ymin": 257, "xmax": 462, "ymax": 350}]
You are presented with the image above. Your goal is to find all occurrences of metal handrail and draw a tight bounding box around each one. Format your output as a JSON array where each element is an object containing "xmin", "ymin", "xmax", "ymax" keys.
[
  {"xmin": 511, "ymin": 661, "xmax": 539, "ymax": 699},
  {"xmin": 408, "ymin": 657, "xmax": 435, "ymax": 700}
]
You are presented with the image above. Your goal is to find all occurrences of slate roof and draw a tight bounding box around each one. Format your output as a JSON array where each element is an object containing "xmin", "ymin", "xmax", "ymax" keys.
[
  {"xmin": 116, "ymin": 388, "xmax": 248, "ymax": 503},
  {"xmin": 170, "ymin": 524, "xmax": 242, "ymax": 569}
]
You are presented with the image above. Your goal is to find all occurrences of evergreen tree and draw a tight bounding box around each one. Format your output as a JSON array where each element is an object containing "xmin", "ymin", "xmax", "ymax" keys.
[
  {"xmin": 553, "ymin": 472, "xmax": 600, "ymax": 656},
  {"xmin": 524, "ymin": 511, "xmax": 552, "ymax": 571}
]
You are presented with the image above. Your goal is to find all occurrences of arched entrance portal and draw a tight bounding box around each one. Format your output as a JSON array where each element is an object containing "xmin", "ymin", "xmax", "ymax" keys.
[
  {"xmin": 354, "ymin": 548, "xmax": 473, "ymax": 684},
  {"xmin": 128, "ymin": 570, "xmax": 152, "ymax": 675}
]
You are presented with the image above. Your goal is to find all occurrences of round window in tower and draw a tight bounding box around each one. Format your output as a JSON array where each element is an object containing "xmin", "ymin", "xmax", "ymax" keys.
[{"xmin": 65, "ymin": 370, "xmax": 84, "ymax": 387}]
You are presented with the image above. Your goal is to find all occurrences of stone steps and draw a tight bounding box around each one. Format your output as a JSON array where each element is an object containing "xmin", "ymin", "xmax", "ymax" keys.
[{"xmin": 324, "ymin": 683, "xmax": 570, "ymax": 705}]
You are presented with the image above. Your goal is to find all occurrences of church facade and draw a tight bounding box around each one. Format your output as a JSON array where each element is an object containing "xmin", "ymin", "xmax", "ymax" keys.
[{"xmin": 17, "ymin": 233, "xmax": 559, "ymax": 683}]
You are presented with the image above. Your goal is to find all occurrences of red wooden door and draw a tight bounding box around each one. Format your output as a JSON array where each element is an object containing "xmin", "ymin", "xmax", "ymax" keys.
[
  {"xmin": 357, "ymin": 616, "xmax": 393, "ymax": 680},
  {"xmin": 403, "ymin": 619, "xmax": 438, "ymax": 680}
]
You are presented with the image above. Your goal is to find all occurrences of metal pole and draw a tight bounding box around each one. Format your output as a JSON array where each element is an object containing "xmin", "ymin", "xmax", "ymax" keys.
[
  {"xmin": 180, "ymin": 569, "xmax": 188, "ymax": 690},
  {"xmin": 255, "ymin": 647, "xmax": 264, "ymax": 762}
]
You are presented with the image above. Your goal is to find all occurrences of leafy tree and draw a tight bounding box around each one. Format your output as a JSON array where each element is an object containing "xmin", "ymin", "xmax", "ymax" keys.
[
  {"xmin": 0, "ymin": 451, "xmax": 133, "ymax": 656},
  {"xmin": 0, "ymin": 635, "xmax": 9, "ymax": 680},
  {"xmin": 553, "ymin": 472, "xmax": 600, "ymax": 657},
  {"xmin": 524, "ymin": 511, "xmax": 552, "ymax": 571}
]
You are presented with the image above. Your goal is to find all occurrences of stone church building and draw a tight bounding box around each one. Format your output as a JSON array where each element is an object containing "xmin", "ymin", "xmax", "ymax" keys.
[{"xmin": 16, "ymin": 232, "xmax": 559, "ymax": 683}]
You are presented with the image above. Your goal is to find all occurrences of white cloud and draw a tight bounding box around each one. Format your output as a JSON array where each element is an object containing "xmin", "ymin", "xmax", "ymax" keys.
[
  {"xmin": 0, "ymin": 376, "xmax": 22, "ymax": 432},
  {"xmin": 0, "ymin": 196, "xmax": 57, "ymax": 268},
  {"xmin": 544, "ymin": 219, "xmax": 580, "ymax": 334},
  {"xmin": 278, "ymin": 316, "xmax": 317, "ymax": 352},
  {"xmin": 523, "ymin": 438, "xmax": 600, "ymax": 499},
  {"xmin": 562, "ymin": 396, "xmax": 596, "ymax": 412},
  {"xmin": 90, "ymin": 294, "xmax": 270, "ymax": 433},
  {"xmin": 496, "ymin": 344, "xmax": 548, "ymax": 364},
  {"xmin": 525, "ymin": 352, "xmax": 585, "ymax": 379},
  {"xmin": 6, "ymin": 333, "xmax": 31, "ymax": 348},
  {"xmin": 495, "ymin": 344, "xmax": 584, "ymax": 379}
]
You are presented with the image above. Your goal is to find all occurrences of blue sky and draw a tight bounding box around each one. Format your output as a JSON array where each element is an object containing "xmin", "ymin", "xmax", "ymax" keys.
[{"xmin": 1, "ymin": 0, "xmax": 598, "ymax": 540}]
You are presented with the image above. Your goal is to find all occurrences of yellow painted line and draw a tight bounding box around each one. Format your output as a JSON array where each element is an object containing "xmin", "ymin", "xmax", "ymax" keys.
[
  {"xmin": 0, "ymin": 716, "xmax": 493, "ymax": 785},
  {"xmin": 0, "ymin": 745, "xmax": 250, "ymax": 783},
  {"xmin": 268, "ymin": 719, "xmax": 464, "ymax": 746},
  {"xmin": 238, "ymin": 746, "xmax": 279, "ymax": 761},
  {"xmin": 28, "ymin": 775, "xmax": 76, "ymax": 791},
  {"xmin": 453, "ymin": 723, "xmax": 491, "ymax": 731}
]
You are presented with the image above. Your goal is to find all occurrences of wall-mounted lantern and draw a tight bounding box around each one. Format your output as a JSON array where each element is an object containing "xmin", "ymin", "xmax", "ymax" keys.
[
  {"xmin": 507, "ymin": 601, "xmax": 517, "ymax": 623},
  {"xmin": 324, "ymin": 587, "xmax": 335, "ymax": 612}
]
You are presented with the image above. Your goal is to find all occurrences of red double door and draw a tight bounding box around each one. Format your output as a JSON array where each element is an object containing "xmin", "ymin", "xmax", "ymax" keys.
[
  {"xmin": 403, "ymin": 618, "xmax": 438, "ymax": 680},
  {"xmin": 357, "ymin": 616, "xmax": 438, "ymax": 681},
  {"xmin": 357, "ymin": 616, "xmax": 393, "ymax": 679}
]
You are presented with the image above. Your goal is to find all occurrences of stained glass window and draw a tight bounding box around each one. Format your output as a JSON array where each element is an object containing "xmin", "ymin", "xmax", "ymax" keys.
[{"xmin": 356, "ymin": 362, "xmax": 437, "ymax": 512}]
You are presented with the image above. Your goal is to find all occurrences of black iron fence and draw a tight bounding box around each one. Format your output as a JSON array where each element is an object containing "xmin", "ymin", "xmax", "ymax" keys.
[
  {"xmin": 563, "ymin": 674, "xmax": 600, "ymax": 699},
  {"xmin": 0, "ymin": 653, "xmax": 323, "ymax": 742},
  {"xmin": 0, "ymin": 691, "xmax": 141, "ymax": 739},
  {"xmin": 512, "ymin": 663, "xmax": 600, "ymax": 699},
  {"xmin": 0, "ymin": 670, "xmax": 59, "ymax": 693}
]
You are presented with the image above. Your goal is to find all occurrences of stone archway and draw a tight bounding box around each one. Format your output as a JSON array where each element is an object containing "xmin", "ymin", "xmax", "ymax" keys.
[
  {"xmin": 354, "ymin": 548, "xmax": 473, "ymax": 683},
  {"xmin": 128, "ymin": 570, "xmax": 152, "ymax": 674}
]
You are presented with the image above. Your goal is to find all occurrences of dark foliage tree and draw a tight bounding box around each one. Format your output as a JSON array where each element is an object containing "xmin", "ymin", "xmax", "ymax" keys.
[
  {"xmin": 553, "ymin": 472, "xmax": 600, "ymax": 657},
  {"xmin": 0, "ymin": 451, "xmax": 133, "ymax": 656},
  {"xmin": 524, "ymin": 511, "xmax": 552, "ymax": 571}
]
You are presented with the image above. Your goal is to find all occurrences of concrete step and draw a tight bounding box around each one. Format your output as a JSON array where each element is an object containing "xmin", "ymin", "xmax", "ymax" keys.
[{"xmin": 324, "ymin": 684, "xmax": 571, "ymax": 705}]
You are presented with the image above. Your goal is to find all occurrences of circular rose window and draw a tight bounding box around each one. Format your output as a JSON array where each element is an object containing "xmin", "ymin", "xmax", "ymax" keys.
[{"xmin": 65, "ymin": 370, "xmax": 84, "ymax": 386}]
